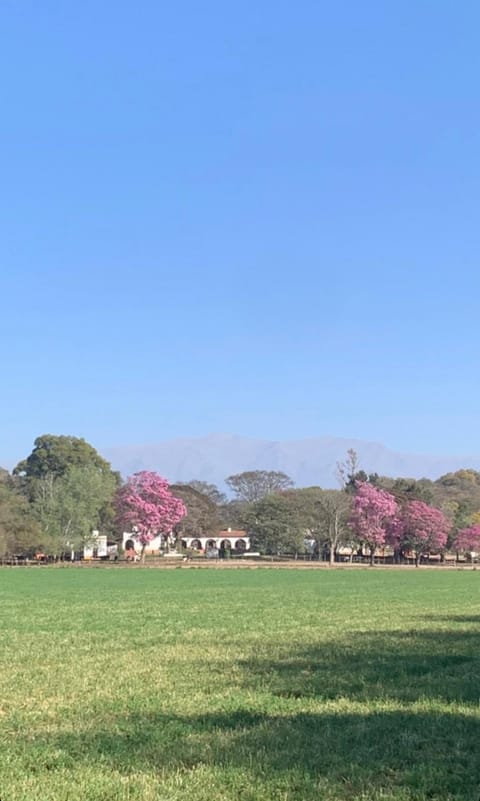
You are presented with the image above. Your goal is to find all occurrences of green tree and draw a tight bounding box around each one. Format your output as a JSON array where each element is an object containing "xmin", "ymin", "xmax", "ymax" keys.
[
  {"xmin": 33, "ymin": 464, "xmax": 118, "ymax": 556},
  {"xmin": 389, "ymin": 477, "xmax": 434, "ymax": 504},
  {"xmin": 431, "ymin": 470, "xmax": 480, "ymax": 526},
  {"xmin": 14, "ymin": 434, "xmax": 119, "ymax": 491},
  {"xmin": 314, "ymin": 489, "xmax": 353, "ymax": 564},
  {"xmin": 226, "ymin": 470, "xmax": 294, "ymax": 503},
  {"xmin": 219, "ymin": 498, "xmax": 250, "ymax": 531},
  {"xmin": 335, "ymin": 449, "xmax": 379, "ymax": 493},
  {"xmin": 246, "ymin": 491, "xmax": 308, "ymax": 556},
  {"xmin": 16, "ymin": 434, "xmax": 120, "ymax": 538},
  {"xmin": 170, "ymin": 483, "xmax": 222, "ymax": 540},
  {"xmin": 0, "ymin": 471, "xmax": 42, "ymax": 558},
  {"xmin": 266, "ymin": 487, "xmax": 354, "ymax": 563},
  {"xmin": 177, "ymin": 480, "xmax": 227, "ymax": 506}
]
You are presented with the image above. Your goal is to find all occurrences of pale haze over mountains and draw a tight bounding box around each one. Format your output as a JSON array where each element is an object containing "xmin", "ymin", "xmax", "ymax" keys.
[{"xmin": 104, "ymin": 434, "xmax": 480, "ymax": 490}]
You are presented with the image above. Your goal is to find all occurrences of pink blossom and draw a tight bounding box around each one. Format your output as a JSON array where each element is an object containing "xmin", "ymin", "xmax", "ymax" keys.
[
  {"xmin": 115, "ymin": 471, "xmax": 186, "ymax": 551},
  {"xmin": 454, "ymin": 524, "xmax": 480, "ymax": 553},
  {"xmin": 350, "ymin": 482, "xmax": 398, "ymax": 560},
  {"xmin": 399, "ymin": 500, "xmax": 450, "ymax": 564}
]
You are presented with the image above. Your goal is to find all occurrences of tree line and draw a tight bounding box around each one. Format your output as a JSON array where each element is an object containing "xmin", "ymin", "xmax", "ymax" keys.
[{"xmin": 1, "ymin": 438, "xmax": 480, "ymax": 563}]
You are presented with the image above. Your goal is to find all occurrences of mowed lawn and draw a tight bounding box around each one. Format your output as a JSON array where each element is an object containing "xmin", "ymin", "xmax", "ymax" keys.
[{"xmin": 0, "ymin": 568, "xmax": 479, "ymax": 801}]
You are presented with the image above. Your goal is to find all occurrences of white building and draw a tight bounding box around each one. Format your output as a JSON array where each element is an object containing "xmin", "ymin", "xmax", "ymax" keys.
[
  {"xmin": 122, "ymin": 531, "xmax": 170, "ymax": 556},
  {"xmin": 180, "ymin": 529, "xmax": 250, "ymax": 553},
  {"xmin": 122, "ymin": 528, "xmax": 250, "ymax": 556},
  {"xmin": 84, "ymin": 531, "xmax": 118, "ymax": 560}
]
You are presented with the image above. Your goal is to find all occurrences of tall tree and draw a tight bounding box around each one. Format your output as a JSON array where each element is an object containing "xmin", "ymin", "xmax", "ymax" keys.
[
  {"xmin": 177, "ymin": 480, "xmax": 227, "ymax": 506},
  {"xmin": 390, "ymin": 477, "xmax": 434, "ymax": 504},
  {"xmin": 350, "ymin": 482, "xmax": 398, "ymax": 564},
  {"xmin": 453, "ymin": 525, "xmax": 480, "ymax": 562},
  {"xmin": 226, "ymin": 470, "xmax": 294, "ymax": 503},
  {"xmin": 336, "ymin": 448, "xmax": 360, "ymax": 490},
  {"xmin": 170, "ymin": 483, "xmax": 222, "ymax": 539},
  {"xmin": 245, "ymin": 491, "xmax": 307, "ymax": 556},
  {"xmin": 336, "ymin": 449, "xmax": 379, "ymax": 493},
  {"xmin": 430, "ymin": 470, "xmax": 480, "ymax": 525},
  {"xmin": 315, "ymin": 489, "xmax": 353, "ymax": 564},
  {"xmin": 16, "ymin": 435, "xmax": 120, "ymax": 537},
  {"xmin": 115, "ymin": 471, "xmax": 186, "ymax": 561},
  {"xmin": 14, "ymin": 434, "xmax": 116, "ymax": 482},
  {"xmin": 395, "ymin": 500, "xmax": 450, "ymax": 567},
  {"xmin": 0, "ymin": 471, "xmax": 41, "ymax": 558},
  {"xmin": 219, "ymin": 498, "xmax": 250, "ymax": 531},
  {"xmin": 32, "ymin": 465, "xmax": 118, "ymax": 556}
]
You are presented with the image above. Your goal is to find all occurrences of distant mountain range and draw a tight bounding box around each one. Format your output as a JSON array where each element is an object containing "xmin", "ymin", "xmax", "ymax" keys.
[{"xmin": 103, "ymin": 433, "xmax": 480, "ymax": 489}]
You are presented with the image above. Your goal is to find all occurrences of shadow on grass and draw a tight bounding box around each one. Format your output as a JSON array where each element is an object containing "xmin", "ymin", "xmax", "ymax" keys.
[
  {"xmin": 422, "ymin": 614, "xmax": 480, "ymax": 624},
  {"xmin": 25, "ymin": 708, "xmax": 480, "ymax": 800},
  {"xmin": 19, "ymin": 625, "xmax": 480, "ymax": 800},
  {"xmin": 241, "ymin": 627, "xmax": 480, "ymax": 705}
]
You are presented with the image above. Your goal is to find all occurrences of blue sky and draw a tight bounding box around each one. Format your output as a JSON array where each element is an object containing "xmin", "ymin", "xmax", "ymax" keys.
[{"xmin": 1, "ymin": 1, "xmax": 479, "ymax": 465}]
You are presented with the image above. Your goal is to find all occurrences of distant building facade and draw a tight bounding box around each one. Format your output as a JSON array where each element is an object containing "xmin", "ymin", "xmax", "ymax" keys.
[
  {"xmin": 122, "ymin": 527, "xmax": 250, "ymax": 555},
  {"xmin": 180, "ymin": 529, "xmax": 250, "ymax": 553}
]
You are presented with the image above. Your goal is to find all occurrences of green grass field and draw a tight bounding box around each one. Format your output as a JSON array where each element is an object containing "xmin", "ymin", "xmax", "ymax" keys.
[{"xmin": 0, "ymin": 567, "xmax": 479, "ymax": 801}]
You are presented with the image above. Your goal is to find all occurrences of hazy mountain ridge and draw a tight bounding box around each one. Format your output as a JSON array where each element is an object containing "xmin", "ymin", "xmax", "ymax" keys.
[{"xmin": 103, "ymin": 434, "xmax": 480, "ymax": 489}]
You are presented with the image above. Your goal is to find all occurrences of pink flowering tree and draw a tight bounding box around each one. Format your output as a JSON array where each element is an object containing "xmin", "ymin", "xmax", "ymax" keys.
[
  {"xmin": 398, "ymin": 500, "xmax": 450, "ymax": 567},
  {"xmin": 385, "ymin": 515, "xmax": 406, "ymax": 561},
  {"xmin": 115, "ymin": 471, "xmax": 186, "ymax": 561},
  {"xmin": 350, "ymin": 482, "xmax": 398, "ymax": 564},
  {"xmin": 453, "ymin": 525, "xmax": 480, "ymax": 563}
]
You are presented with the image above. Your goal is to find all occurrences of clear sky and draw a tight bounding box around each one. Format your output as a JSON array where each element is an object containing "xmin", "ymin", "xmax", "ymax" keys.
[{"xmin": 2, "ymin": 1, "xmax": 479, "ymax": 465}]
